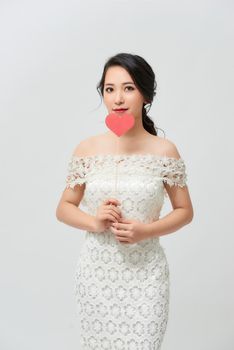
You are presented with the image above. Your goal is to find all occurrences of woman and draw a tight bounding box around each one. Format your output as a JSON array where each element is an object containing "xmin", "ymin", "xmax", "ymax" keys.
[{"xmin": 56, "ymin": 52, "xmax": 194, "ymax": 349}]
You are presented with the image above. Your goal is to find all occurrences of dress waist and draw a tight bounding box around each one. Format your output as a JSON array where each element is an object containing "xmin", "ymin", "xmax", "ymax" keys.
[{"xmin": 84, "ymin": 230, "xmax": 160, "ymax": 251}]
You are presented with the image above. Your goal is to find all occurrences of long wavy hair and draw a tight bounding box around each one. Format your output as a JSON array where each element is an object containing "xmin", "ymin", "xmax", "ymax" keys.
[{"xmin": 96, "ymin": 52, "xmax": 163, "ymax": 136}]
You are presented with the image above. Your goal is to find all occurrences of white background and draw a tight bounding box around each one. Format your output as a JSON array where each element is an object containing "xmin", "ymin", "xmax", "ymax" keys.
[{"xmin": 0, "ymin": 0, "xmax": 233, "ymax": 349}]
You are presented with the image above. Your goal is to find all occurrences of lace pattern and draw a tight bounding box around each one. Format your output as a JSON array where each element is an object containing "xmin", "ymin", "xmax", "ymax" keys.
[
  {"xmin": 65, "ymin": 156, "xmax": 88, "ymax": 188},
  {"xmin": 65, "ymin": 154, "xmax": 187, "ymax": 195},
  {"xmin": 160, "ymin": 157, "xmax": 187, "ymax": 188},
  {"xmin": 63, "ymin": 153, "xmax": 188, "ymax": 349}
]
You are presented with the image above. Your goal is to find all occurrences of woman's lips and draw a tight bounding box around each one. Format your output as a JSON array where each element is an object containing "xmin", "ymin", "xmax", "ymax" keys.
[{"xmin": 113, "ymin": 108, "xmax": 128, "ymax": 113}]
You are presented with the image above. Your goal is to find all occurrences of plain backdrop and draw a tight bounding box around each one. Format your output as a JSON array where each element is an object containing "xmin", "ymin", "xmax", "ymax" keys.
[{"xmin": 0, "ymin": 0, "xmax": 233, "ymax": 349}]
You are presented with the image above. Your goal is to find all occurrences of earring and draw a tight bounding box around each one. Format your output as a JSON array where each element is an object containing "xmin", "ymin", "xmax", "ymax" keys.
[{"xmin": 144, "ymin": 102, "xmax": 151, "ymax": 108}]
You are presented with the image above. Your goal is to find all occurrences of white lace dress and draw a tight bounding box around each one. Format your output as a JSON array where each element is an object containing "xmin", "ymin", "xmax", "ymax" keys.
[{"xmin": 65, "ymin": 153, "xmax": 187, "ymax": 350}]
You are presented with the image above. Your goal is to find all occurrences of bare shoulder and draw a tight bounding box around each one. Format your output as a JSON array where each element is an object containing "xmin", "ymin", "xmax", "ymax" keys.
[
  {"xmin": 71, "ymin": 133, "xmax": 105, "ymax": 157},
  {"xmin": 72, "ymin": 133, "xmax": 183, "ymax": 159},
  {"xmin": 162, "ymin": 138, "xmax": 182, "ymax": 159},
  {"xmin": 150, "ymin": 135, "xmax": 182, "ymax": 159}
]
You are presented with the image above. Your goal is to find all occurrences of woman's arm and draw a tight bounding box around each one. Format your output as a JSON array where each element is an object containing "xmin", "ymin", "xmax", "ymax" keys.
[
  {"xmin": 56, "ymin": 198, "xmax": 97, "ymax": 232},
  {"xmin": 56, "ymin": 140, "xmax": 97, "ymax": 232},
  {"xmin": 146, "ymin": 185, "xmax": 194, "ymax": 238},
  {"xmin": 146, "ymin": 140, "xmax": 194, "ymax": 238}
]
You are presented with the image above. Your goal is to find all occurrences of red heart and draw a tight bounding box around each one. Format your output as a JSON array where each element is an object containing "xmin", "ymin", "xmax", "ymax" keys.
[{"xmin": 105, "ymin": 112, "xmax": 135, "ymax": 137}]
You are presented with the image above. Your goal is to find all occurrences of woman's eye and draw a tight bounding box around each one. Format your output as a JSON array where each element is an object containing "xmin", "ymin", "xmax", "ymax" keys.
[
  {"xmin": 105, "ymin": 87, "xmax": 113, "ymax": 93},
  {"xmin": 125, "ymin": 86, "xmax": 134, "ymax": 91},
  {"xmin": 105, "ymin": 86, "xmax": 134, "ymax": 93}
]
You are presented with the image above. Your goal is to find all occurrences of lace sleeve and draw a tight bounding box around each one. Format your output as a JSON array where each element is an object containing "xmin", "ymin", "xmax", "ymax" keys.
[
  {"xmin": 65, "ymin": 155, "xmax": 87, "ymax": 189},
  {"xmin": 162, "ymin": 157, "xmax": 187, "ymax": 188}
]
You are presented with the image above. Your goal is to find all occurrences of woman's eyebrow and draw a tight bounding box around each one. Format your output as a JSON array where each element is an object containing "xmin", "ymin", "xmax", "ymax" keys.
[{"xmin": 104, "ymin": 82, "xmax": 135, "ymax": 86}]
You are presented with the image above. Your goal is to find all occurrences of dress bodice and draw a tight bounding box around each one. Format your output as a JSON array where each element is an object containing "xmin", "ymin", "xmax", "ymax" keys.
[{"xmin": 65, "ymin": 154, "xmax": 187, "ymax": 226}]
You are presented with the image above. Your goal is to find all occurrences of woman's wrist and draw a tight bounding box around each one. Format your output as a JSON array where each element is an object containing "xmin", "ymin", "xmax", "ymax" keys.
[
  {"xmin": 145, "ymin": 221, "xmax": 159, "ymax": 238},
  {"xmin": 90, "ymin": 216, "xmax": 98, "ymax": 232}
]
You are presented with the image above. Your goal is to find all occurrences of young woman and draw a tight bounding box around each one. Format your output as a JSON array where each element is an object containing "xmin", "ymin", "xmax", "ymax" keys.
[{"xmin": 56, "ymin": 53, "xmax": 194, "ymax": 349}]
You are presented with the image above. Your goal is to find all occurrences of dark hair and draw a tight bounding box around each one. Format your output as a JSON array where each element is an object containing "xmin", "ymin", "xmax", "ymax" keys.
[{"xmin": 97, "ymin": 52, "xmax": 162, "ymax": 136}]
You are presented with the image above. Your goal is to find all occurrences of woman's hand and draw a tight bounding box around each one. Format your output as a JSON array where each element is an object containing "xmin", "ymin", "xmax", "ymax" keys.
[
  {"xmin": 110, "ymin": 217, "xmax": 150, "ymax": 244},
  {"xmin": 93, "ymin": 198, "xmax": 122, "ymax": 233}
]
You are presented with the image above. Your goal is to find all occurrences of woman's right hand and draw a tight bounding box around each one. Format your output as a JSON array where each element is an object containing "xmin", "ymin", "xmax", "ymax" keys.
[{"xmin": 93, "ymin": 198, "xmax": 122, "ymax": 233}]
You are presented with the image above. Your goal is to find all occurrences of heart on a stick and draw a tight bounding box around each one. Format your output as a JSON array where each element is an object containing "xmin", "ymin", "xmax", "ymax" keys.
[{"xmin": 105, "ymin": 112, "xmax": 135, "ymax": 137}]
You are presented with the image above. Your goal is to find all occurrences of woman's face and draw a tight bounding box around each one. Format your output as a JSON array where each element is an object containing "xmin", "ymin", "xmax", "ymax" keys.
[{"xmin": 103, "ymin": 65, "xmax": 146, "ymax": 120}]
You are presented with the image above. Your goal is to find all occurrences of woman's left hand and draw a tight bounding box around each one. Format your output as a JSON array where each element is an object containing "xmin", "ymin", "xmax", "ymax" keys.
[{"xmin": 110, "ymin": 217, "xmax": 149, "ymax": 244}]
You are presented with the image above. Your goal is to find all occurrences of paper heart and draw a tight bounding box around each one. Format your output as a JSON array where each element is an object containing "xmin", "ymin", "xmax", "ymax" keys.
[{"xmin": 105, "ymin": 112, "xmax": 135, "ymax": 137}]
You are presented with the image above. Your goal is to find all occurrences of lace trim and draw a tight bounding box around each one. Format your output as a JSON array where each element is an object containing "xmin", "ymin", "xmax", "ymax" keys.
[
  {"xmin": 65, "ymin": 156, "xmax": 87, "ymax": 189},
  {"xmin": 65, "ymin": 153, "xmax": 187, "ymax": 190},
  {"xmin": 160, "ymin": 157, "xmax": 187, "ymax": 188}
]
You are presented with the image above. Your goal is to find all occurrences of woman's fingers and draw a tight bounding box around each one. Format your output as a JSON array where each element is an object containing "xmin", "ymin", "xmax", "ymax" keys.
[
  {"xmin": 103, "ymin": 209, "xmax": 119, "ymax": 222},
  {"xmin": 103, "ymin": 198, "xmax": 121, "ymax": 206},
  {"xmin": 103, "ymin": 205, "xmax": 122, "ymax": 217},
  {"xmin": 111, "ymin": 227, "xmax": 130, "ymax": 242}
]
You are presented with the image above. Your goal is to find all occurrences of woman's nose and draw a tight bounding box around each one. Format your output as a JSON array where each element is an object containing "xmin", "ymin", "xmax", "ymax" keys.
[{"xmin": 114, "ymin": 91, "xmax": 124, "ymax": 103}]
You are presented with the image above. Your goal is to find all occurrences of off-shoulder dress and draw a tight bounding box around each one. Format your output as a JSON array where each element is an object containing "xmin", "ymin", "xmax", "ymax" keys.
[{"xmin": 65, "ymin": 153, "xmax": 187, "ymax": 350}]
